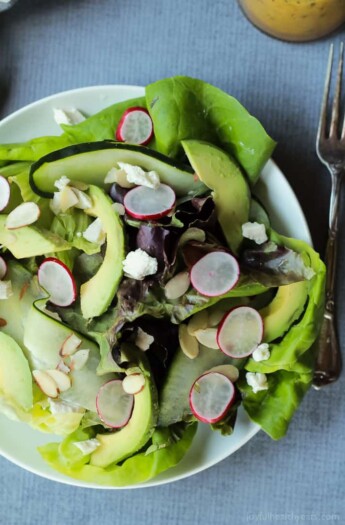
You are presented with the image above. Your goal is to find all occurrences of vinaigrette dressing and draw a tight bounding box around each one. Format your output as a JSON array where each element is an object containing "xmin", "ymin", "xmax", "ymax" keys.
[{"xmin": 238, "ymin": 0, "xmax": 345, "ymax": 41}]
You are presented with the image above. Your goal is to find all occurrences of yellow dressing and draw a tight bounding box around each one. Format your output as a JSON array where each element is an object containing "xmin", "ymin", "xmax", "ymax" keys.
[{"xmin": 238, "ymin": 0, "xmax": 345, "ymax": 41}]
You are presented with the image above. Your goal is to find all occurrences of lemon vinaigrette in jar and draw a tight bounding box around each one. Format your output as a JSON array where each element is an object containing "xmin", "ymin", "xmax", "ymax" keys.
[{"xmin": 238, "ymin": 0, "xmax": 345, "ymax": 42}]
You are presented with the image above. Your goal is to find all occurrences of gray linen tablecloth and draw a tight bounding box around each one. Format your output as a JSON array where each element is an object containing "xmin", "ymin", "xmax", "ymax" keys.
[{"xmin": 0, "ymin": 1, "xmax": 344, "ymax": 524}]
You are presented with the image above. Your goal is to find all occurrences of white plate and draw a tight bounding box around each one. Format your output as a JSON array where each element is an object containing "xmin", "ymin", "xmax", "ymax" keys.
[{"xmin": 0, "ymin": 85, "xmax": 312, "ymax": 489}]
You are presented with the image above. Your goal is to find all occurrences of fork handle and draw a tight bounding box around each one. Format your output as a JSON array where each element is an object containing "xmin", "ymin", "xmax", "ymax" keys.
[{"xmin": 313, "ymin": 167, "xmax": 343, "ymax": 389}]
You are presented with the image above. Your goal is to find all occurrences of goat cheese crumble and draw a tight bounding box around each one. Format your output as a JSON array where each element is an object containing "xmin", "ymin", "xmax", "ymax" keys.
[{"xmin": 122, "ymin": 249, "xmax": 158, "ymax": 280}]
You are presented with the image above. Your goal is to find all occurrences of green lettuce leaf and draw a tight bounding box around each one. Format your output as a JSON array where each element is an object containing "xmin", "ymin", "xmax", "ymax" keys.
[
  {"xmin": 0, "ymin": 96, "xmax": 149, "ymax": 162},
  {"xmin": 146, "ymin": 76, "xmax": 276, "ymax": 183},
  {"xmin": 38, "ymin": 423, "xmax": 197, "ymax": 487},
  {"xmin": 239, "ymin": 232, "xmax": 325, "ymax": 439},
  {"xmin": 239, "ymin": 370, "xmax": 311, "ymax": 440}
]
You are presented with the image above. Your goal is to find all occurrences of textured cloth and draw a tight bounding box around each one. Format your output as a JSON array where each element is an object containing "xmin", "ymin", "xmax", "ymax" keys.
[{"xmin": 0, "ymin": 1, "xmax": 344, "ymax": 524}]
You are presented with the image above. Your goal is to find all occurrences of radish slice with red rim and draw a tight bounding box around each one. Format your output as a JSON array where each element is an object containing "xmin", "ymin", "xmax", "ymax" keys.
[
  {"xmin": 38, "ymin": 257, "xmax": 77, "ymax": 307},
  {"xmin": 190, "ymin": 251, "xmax": 240, "ymax": 297},
  {"xmin": 0, "ymin": 256, "xmax": 7, "ymax": 280},
  {"xmin": 0, "ymin": 176, "xmax": 10, "ymax": 211},
  {"xmin": 96, "ymin": 379, "xmax": 134, "ymax": 428},
  {"xmin": 116, "ymin": 107, "xmax": 153, "ymax": 145},
  {"xmin": 217, "ymin": 306, "xmax": 263, "ymax": 358},
  {"xmin": 189, "ymin": 371, "xmax": 235, "ymax": 424},
  {"xmin": 124, "ymin": 183, "xmax": 176, "ymax": 220}
]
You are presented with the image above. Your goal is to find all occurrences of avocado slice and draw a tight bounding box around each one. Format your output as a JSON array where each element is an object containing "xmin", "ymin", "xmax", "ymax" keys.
[
  {"xmin": 260, "ymin": 281, "xmax": 309, "ymax": 342},
  {"xmin": 0, "ymin": 332, "xmax": 33, "ymax": 416},
  {"xmin": 90, "ymin": 351, "xmax": 158, "ymax": 468},
  {"xmin": 80, "ymin": 185, "xmax": 125, "ymax": 319},
  {"xmin": 182, "ymin": 140, "xmax": 250, "ymax": 254},
  {"xmin": 0, "ymin": 216, "xmax": 70, "ymax": 259}
]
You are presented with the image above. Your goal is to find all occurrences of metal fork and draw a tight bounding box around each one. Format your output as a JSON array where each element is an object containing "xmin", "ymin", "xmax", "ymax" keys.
[{"xmin": 312, "ymin": 43, "xmax": 345, "ymax": 389}]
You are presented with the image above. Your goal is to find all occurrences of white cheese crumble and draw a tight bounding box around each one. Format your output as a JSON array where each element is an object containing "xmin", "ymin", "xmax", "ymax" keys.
[
  {"xmin": 54, "ymin": 176, "xmax": 71, "ymax": 191},
  {"xmin": 83, "ymin": 218, "xmax": 106, "ymax": 245},
  {"xmin": 242, "ymin": 221, "xmax": 268, "ymax": 245},
  {"xmin": 246, "ymin": 372, "xmax": 269, "ymax": 393},
  {"xmin": 48, "ymin": 398, "xmax": 83, "ymax": 415},
  {"xmin": 252, "ymin": 343, "xmax": 270, "ymax": 362},
  {"xmin": 53, "ymin": 108, "xmax": 85, "ymax": 126},
  {"xmin": 73, "ymin": 438, "xmax": 100, "ymax": 455},
  {"xmin": 122, "ymin": 248, "xmax": 158, "ymax": 280},
  {"xmin": 135, "ymin": 327, "xmax": 154, "ymax": 351},
  {"xmin": 117, "ymin": 162, "xmax": 160, "ymax": 189},
  {"xmin": 0, "ymin": 280, "xmax": 13, "ymax": 300}
]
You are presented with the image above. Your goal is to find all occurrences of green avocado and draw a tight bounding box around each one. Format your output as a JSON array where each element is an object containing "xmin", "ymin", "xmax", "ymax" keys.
[
  {"xmin": 260, "ymin": 280, "xmax": 309, "ymax": 342},
  {"xmin": 182, "ymin": 140, "xmax": 250, "ymax": 254},
  {"xmin": 80, "ymin": 185, "xmax": 125, "ymax": 319},
  {"xmin": 90, "ymin": 352, "xmax": 158, "ymax": 468},
  {"xmin": 0, "ymin": 216, "xmax": 70, "ymax": 259},
  {"xmin": 0, "ymin": 332, "xmax": 33, "ymax": 416}
]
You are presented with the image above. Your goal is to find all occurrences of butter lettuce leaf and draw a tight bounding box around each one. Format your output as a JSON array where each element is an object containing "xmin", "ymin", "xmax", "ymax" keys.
[
  {"xmin": 146, "ymin": 76, "xmax": 276, "ymax": 183},
  {"xmin": 239, "ymin": 370, "xmax": 311, "ymax": 440},
  {"xmin": 38, "ymin": 423, "xmax": 197, "ymax": 487},
  {"xmin": 239, "ymin": 232, "xmax": 325, "ymax": 439},
  {"xmin": 0, "ymin": 96, "xmax": 149, "ymax": 162}
]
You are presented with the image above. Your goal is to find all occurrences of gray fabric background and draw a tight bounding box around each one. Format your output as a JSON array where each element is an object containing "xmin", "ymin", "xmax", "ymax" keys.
[{"xmin": 0, "ymin": 1, "xmax": 344, "ymax": 524}]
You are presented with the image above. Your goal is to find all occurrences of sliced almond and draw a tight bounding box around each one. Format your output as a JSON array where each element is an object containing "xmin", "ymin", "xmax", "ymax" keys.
[
  {"xmin": 187, "ymin": 309, "xmax": 209, "ymax": 335},
  {"xmin": 71, "ymin": 188, "xmax": 92, "ymax": 210},
  {"xmin": 5, "ymin": 202, "xmax": 40, "ymax": 230},
  {"xmin": 56, "ymin": 360, "xmax": 71, "ymax": 374},
  {"xmin": 208, "ymin": 308, "xmax": 226, "ymax": 327},
  {"xmin": 178, "ymin": 324, "xmax": 199, "ymax": 359},
  {"xmin": 72, "ymin": 181, "xmax": 89, "ymax": 191},
  {"xmin": 45, "ymin": 369, "xmax": 71, "ymax": 392},
  {"xmin": 178, "ymin": 227, "xmax": 206, "ymax": 247},
  {"xmin": 83, "ymin": 218, "xmax": 106, "ymax": 245},
  {"xmin": 70, "ymin": 349, "xmax": 90, "ymax": 371},
  {"xmin": 207, "ymin": 364, "xmax": 239, "ymax": 383},
  {"xmin": 135, "ymin": 328, "xmax": 154, "ymax": 351},
  {"xmin": 104, "ymin": 167, "xmax": 135, "ymax": 188},
  {"xmin": 0, "ymin": 280, "xmax": 13, "ymax": 300},
  {"xmin": 59, "ymin": 186, "xmax": 79, "ymax": 212},
  {"xmin": 60, "ymin": 333, "xmax": 82, "ymax": 357},
  {"xmin": 194, "ymin": 328, "xmax": 219, "ymax": 349},
  {"xmin": 32, "ymin": 370, "xmax": 59, "ymax": 398},
  {"xmin": 164, "ymin": 271, "xmax": 190, "ymax": 300},
  {"xmin": 122, "ymin": 373, "xmax": 146, "ymax": 394}
]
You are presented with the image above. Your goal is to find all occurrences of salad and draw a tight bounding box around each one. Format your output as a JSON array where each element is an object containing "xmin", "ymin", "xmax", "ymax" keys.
[{"xmin": 0, "ymin": 76, "xmax": 325, "ymax": 486}]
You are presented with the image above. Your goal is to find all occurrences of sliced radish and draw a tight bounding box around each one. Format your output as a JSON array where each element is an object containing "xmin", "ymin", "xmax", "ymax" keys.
[
  {"xmin": 38, "ymin": 258, "xmax": 77, "ymax": 307},
  {"xmin": 217, "ymin": 306, "xmax": 263, "ymax": 358},
  {"xmin": 5, "ymin": 202, "xmax": 40, "ymax": 230},
  {"xmin": 0, "ymin": 256, "xmax": 7, "ymax": 280},
  {"xmin": 124, "ymin": 183, "xmax": 176, "ymax": 220},
  {"xmin": 189, "ymin": 371, "xmax": 235, "ymax": 424},
  {"xmin": 190, "ymin": 251, "xmax": 239, "ymax": 297},
  {"xmin": 116, "ymin": 107, "xmax": 153, "ymax": 145},
  {"xmin": 96, "ymin": 379, "xmax": 134, "ymax": 428},
  {"xmin": 0, "ymin": 176, "xmax": 10, "ymax": 211}
]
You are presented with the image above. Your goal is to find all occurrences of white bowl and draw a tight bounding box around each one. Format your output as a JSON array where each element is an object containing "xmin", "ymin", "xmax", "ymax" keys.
[{"xmin": 0, "ymin": 85, "xmax": 311, "ymax": 488}]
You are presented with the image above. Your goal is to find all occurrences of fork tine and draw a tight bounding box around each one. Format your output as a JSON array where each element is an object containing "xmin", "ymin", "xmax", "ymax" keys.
[
  {"xmin": 330, "ymin": 42, "xmax": 344, "ymax": 139},
  {"xmin": 317, "ymin": 44, "xmax": 334, "ymax": 144}
]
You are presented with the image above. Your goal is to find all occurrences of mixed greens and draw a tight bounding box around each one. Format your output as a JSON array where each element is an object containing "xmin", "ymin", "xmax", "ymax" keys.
[{"xmin": 0, "ymin": 76, "xmax": 325, "ymax": 486}]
